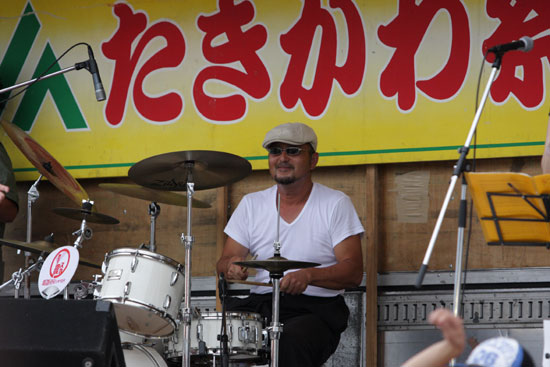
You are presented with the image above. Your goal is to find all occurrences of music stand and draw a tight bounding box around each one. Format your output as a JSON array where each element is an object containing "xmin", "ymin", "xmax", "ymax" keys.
[{"xmin": 466, "ymin": 172, "xmax": 550, "ymax": 246}]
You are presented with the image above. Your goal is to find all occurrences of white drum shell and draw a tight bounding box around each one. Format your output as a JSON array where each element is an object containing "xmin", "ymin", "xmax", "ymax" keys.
[
  {"xmin": 168, "ymin": 311, "xmax": 263, "ymax": 360},
  {"xmin": 122, "ymin": 344, "xmax": 167, "ymax": 367},
  {"xmin": 97, "ymin": 248, "xmax": 184, "ymax": 338},
  {"xmin": 119, "ymin": 330, "xmax": 165, "ymax": 356}
]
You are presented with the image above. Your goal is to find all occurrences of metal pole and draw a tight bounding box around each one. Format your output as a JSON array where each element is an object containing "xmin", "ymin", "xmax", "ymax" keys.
[
  {"xmin": 182, "ymin": 169, "xmax": 195, "ymax": 367},
  {"xmin": 269, "ymin": 277, "xmax": 282, "ymax": 367},
  {"xmin": 149, "ymin": 202, "xmax": 160, "ymax": 252}
]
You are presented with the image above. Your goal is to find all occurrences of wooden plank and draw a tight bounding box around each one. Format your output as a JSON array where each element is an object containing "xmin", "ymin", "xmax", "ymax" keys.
[{"xmin": 365, "ymin": 164, "xmax": 379, "ymax": 367}]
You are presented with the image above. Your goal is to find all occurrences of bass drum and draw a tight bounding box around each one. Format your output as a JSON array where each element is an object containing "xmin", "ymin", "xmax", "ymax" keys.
[
  {"xmin": 122, "ymin": 343, "xmax": 167, "ymax": 367},
  {"xmin": 120, "ymin": 330, "xmax": 165, "ymax": 356}
]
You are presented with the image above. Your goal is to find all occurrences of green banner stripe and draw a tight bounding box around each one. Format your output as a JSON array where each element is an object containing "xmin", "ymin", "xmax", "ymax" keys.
[
  {"xmin": 0, "ymin": 2, "xmax": 40, "ymax": 87},
  {"xmin": 13, "ymin": 141, "xmax": 545, "ymax": 173}
]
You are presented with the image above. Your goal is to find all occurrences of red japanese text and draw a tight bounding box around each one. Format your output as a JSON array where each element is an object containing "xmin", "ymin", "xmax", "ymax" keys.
[{"xmin": 102, "ymin": 3, "xmax": 186, "ymax": 126}]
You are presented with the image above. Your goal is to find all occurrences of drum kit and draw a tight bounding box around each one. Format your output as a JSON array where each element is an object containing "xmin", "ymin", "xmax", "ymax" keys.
[{"xmin": 0, "ymin": 119, "xmax": 319, "ymax": 367}]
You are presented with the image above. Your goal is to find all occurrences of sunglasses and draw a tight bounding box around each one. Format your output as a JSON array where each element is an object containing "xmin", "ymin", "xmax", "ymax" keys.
[{"xmin": 267, "ymin": 146, "xmax": 303, "ymax": 156}]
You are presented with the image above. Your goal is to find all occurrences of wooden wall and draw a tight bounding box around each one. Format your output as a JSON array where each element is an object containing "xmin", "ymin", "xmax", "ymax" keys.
[{"xmin": 2, "ymin": 154, "xmax": 545, "ymax": 283}]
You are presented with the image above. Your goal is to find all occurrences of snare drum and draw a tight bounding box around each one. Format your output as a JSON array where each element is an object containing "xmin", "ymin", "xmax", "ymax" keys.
[
  {"xmin": 188, "ymin": 311, "xmax": 263, "ymax": 360},
  {"xmin": 97, "ymin": 248, "xmax": 184, "ymax": 337},
  {"xmin": 122, "ymin": 343, "xmax": 167, "ymax": 367}
]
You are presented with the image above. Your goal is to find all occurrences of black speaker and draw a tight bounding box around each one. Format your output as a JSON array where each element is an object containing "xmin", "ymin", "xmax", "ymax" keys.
[{"xmin": 0, "ymin": 299, "xmax": 125, "ymax": 367}]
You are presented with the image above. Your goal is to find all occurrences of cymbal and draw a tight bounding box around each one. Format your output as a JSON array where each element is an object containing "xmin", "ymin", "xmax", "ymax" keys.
[
  {"xmin": 1, "ymin": 119, "xmax": 89, "ymax": 207},
  {"xmin": 233, "ymin": 256, "xmax": 320, "ymax": 274},
  {"xmin": 98, "ymin": 183, "xmax": 211, "ymax": 208},
  {"xmin": 52, "ymin": 207, "xmax": 120, "ymax": 224},
  {"xmin": 0, "ymin": 239, "xmax": 101, "ymax": 268},
  {"xmin": 128, "ymin": 150, "xmax": 252, "ymax": 191}
]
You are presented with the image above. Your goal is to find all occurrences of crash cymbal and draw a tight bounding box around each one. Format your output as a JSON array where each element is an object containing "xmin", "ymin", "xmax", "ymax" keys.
[
  {"xmin": 98, "ymin": 183, "xmax": 211, "ymax": 208},
  {"xmin": 0, "ymin": 239, "xmax": 100, "ymax": 268},
  {"xmin": 52, "ymin": 207, "xmax": 120, "ymax": 224},
  {"xmin": 128, "ymin": 150, "xmax": 252, "ymax": 191},
  {"xmin": 1, "ymin": 119, "xmax": 89, "ymax": 207},
  {"xmin": 233, "ymin": 256, "xmax": 320, "ymax": 274}
]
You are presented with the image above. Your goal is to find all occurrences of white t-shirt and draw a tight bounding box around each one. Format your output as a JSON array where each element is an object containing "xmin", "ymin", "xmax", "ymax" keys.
[{"xmin": 224, "ymin": 183, "xmax": 364, "ymax": 297}]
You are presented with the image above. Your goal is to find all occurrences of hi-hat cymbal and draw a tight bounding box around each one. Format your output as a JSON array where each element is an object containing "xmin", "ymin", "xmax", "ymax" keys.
[
  {"xmin": 233, "ymin": 256, "xmax": 320, "ymax": 274},
  {"xmin": 98, "ymin": 183, "xmax": 211, "ymax": 208},
  {"xmin": 1, "ymin": 119, "xmax": 89, "ymax": 207},
  {"xmin": 52, "ymin": 207, "xmax": 120, "ymax": 224},
  {"xmin": 0, "ymin": 239, "xmax": 101, "ymax": 268},
  {"xmin": 128, "ymin": 150, "xmax": 252, "ymax": 191}
]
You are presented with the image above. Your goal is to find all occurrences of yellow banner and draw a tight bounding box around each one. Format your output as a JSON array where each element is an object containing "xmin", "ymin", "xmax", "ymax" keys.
[{"xmin": 0, "ymin": 0, "xmax": 549, "ymax": 180}]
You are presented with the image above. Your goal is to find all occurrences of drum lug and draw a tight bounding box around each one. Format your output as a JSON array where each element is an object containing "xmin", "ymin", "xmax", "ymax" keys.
[
  {"xmin": 123, "ymin": 281, "xmax": 131, "ymax": 300},
  {"xmin": 130, "ymin": 257, "xmax": 138, "ymax": 272},
  {"xmin": 197, "ymin": 322, "xmax": 203, "ymax": 341},
  {"xmin": 163, "ymin": 295, "xmax": 171, "ymax": 310},
  {"xmin": 101, "ymin": 253, "xmax": 108, "ymax": 273},
  {"xmin": 170, "ymin": 272, "xmax": 179, "ymax": 286},
  {"xmin": 239, "ymin": 324, "xmax": 256, "ymax": 344}
]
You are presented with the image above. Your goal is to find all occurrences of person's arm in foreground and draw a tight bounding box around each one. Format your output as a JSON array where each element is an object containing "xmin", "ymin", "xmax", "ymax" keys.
[{"xmin": 402, "ymin": 308, "xmax": 465, "ymax": 367}]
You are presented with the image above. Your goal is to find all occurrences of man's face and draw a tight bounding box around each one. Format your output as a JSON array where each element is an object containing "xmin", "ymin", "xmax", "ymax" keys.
[{"xmin": 267, "ymin": 143, "xmax": 318, "ymax": 185}]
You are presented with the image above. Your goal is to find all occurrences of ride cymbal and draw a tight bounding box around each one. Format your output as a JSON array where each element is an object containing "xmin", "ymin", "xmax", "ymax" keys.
[
  {"xmin": 233, "ymin": 256, "xmax": 320, "ymax": 274},
  {"xmin": 1, "ymin": 119, "xmax": 89, "ymax": 207},
  {"xmin": 52, "ymin": 207, "xmax": 120, "ymax": 225},
  {"xmin": 128, "ymin": 150, "xmax": 252, "ymax": 191},
  {"xmin": 98, "ymin": 183, "xmax": 211, "ymax": 208},
  {"xmin": 0, "ymin": 239, "xmax": 101, "ymax": 268}
]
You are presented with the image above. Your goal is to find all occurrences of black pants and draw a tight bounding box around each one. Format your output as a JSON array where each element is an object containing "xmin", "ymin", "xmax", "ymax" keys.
[{"xmin": 226, "ymin": 293, "xmax": 349, "ymax": 367}]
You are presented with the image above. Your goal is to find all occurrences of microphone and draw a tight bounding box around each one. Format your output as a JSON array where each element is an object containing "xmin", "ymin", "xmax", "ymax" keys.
[
  {"xmin": 488, "ymin": 36, "xmax": 534, "ymax": 54},
  {"xmin": 86, "ymin": 46, "xmax": 106, "ymax": 101}
]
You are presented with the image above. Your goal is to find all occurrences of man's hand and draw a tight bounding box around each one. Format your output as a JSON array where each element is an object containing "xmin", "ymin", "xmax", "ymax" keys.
[
  {"xmin": 280, "ymin": 269, "xmax": 311, "ymax": 295},
  {"xmin": 0, "ymin": 184, "xmax": 9, "ymax": 204},
  {"xmin": 226, "ymin": 255, "xmax": 249, "ymax": 280},
  {"xmin": 0, "ymin": 183, "xmax": 17, "ymax": 223}
]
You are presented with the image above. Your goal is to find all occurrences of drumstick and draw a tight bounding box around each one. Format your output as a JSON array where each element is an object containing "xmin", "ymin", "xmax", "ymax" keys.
[
  {"xmin": 241, "ymin": 254, "xmax": 258, "ymax": 272},
  {"xmin": 227, "ymin": 279, "xmax": 272, "ymax": 287}
]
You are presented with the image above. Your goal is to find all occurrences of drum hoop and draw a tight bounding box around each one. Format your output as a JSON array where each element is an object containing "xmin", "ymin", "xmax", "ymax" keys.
[
  {"xmin": 123, "ymin": 343, "xmax": 165, "ymax": 367},
  {"xmin": 106, "ymin": 248, "xmax": 183, "ymax": 270},
  {"xmin": 198, "ymin": 311, "xmax": 262, "ymax": 321},
  {"xmin": 105, "ymin": 297, "xmax": 177, "ymax": 338},
  {"xmin": 189, "ymin": 346, "xmax": 259, "ymax": 357}
]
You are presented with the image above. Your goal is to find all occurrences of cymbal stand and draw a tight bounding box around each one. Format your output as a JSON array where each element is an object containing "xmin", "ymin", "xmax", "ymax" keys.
[
  {"xmin": 0, "ymin": 254, "xmax": 44, "ymax": 296},
  {"xmin": 268, "ymin": 193, "xmax": 283, "ymax": 367},
  {"xmin": 72, "ymin": 200, "xmax": 94, "ymax": 249},
  {"xmin": 181, "ymin": 163, "xmax": 195, "ymax": 367},
  {"xmin": 148, "ymin": 202, "xmax": 160, "ymax": 252},
  {"xmin": 20, "ymin": 174, "xmax": 42, "ymax": 299}
]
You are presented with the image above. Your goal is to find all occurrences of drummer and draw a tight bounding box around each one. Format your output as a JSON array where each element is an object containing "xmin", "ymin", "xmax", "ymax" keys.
[
  {"xmin": 216, "ymin": 122, "xmax": 364, "ymax": 366},
  {"xmin": 0, "ymin": 142, "xmax": 19, "ymax": 282}
]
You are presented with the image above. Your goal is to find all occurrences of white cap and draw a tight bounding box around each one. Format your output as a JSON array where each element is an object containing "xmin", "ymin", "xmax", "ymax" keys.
[
  {"xmin": 262, "ymin": 122, "xmax": 317, "ymax": 151},
  {"xmin": 466, "ymin": 337, "xmax": 526, "ymax": 367}
]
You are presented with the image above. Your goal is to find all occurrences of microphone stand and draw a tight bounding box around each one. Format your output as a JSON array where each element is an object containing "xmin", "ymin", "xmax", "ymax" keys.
[
  {"xmin": 218, "ymin": 273, "xmax": 230, "ymax": 367},
  {"xmin": 415, "ymin": 52, "xmax": 505, "ymax": 316},
  {"xmin": 0, "ymin": 64, "xmax": 85, "ymax": 95}
]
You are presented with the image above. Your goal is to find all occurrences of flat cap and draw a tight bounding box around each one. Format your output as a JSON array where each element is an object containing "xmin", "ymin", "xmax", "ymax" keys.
[{"xmin": 262, "ymin": 122, "xmax": 317, "ymax": 151}]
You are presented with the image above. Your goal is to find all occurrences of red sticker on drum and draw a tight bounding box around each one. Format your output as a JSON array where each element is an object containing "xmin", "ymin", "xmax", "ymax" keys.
[{"xmin": 49, "ymin": 248, "xmax": 71, "ymax": 278}]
